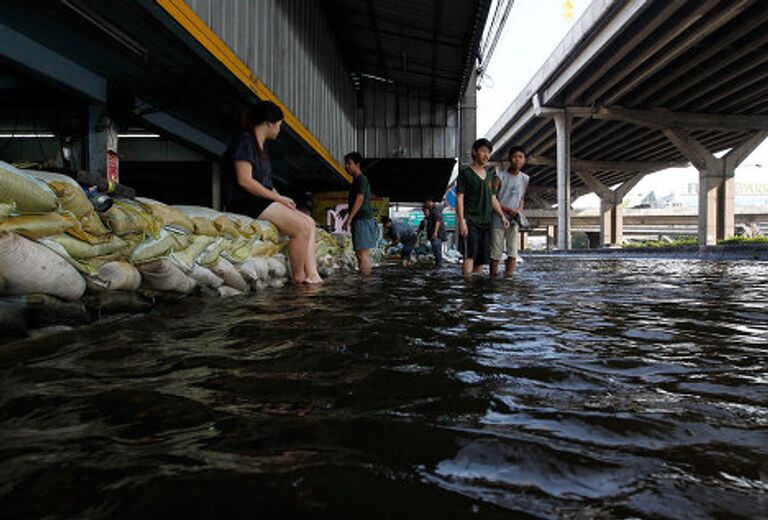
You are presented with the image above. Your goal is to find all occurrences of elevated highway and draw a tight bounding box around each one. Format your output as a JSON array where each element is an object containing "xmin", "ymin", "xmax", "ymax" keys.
[{"xmin": 487, "ymin": 0, "xmax": 768, "ymax": 248}]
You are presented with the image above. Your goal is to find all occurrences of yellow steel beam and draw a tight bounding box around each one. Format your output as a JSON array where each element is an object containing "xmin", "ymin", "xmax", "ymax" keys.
[{"xmin": 156, "ymin": 0, "xmax": 351, "ymax": 183}]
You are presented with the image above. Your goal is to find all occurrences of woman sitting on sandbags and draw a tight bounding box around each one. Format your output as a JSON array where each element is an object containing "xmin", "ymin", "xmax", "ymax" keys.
[{"xmin": 223, "ymin": 101, "xmax": 322, "ymax": 284}]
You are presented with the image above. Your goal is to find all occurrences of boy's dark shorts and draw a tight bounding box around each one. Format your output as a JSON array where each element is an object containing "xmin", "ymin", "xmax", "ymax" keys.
[{"xmin": 459, "ymin": 220, "xmax": 491, "ymax": 265}]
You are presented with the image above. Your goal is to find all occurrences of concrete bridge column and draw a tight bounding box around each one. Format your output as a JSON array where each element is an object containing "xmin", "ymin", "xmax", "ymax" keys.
[
  {"xmin": 577, "ymin": 170, "xmax": 644, "ymax": 247},
  {"xmin": 665, "ymin": 129, "xmax": 768, "ymax": 245},
  {"xmin": 553, "ymin": 111, "xmax": 572, "ymax": 250},
  {"xmin": 546, "ymin": 225, "xmax": 557, "ymax": 251},
  {"xmin": 459, "ymin": 68, "xmax": 477, "ymax": 167}
]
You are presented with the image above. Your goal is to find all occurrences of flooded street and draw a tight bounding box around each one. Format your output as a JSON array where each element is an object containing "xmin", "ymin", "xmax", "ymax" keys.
[{"xmin": 1, "ymin": 256, "xmax": 767, "ymax": 518}]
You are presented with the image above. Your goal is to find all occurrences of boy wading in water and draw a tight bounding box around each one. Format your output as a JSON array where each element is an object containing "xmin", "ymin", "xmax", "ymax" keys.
[
  {"xmin": 490, "ymin": 145, "xmax": 529, "ymax": 276},
  {"xmin": 342, "ymin": 152, "xmax": 376, "ymax": 275},
  {"xmin": 456, "ymin": 138, "xmax": 509, "ymax": 275}
]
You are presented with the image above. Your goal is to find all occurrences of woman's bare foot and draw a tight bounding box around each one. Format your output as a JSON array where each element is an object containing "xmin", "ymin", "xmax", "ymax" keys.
[{"xmin": 304, "ymin": 275, "xmax": 323, "ymax": 284}]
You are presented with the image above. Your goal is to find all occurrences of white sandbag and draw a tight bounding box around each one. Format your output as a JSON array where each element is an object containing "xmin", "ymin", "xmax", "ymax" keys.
[
  {"xmin": 0, "ymin": 161, "xmax": 59, "ymax": 213},
  {"xmin": 217, "ymin": 285, "xmax": 244, "ymax": 297},
  {"xmin": 87, "ymin": 261, "xmax": 142, "ymax": 292},
  {"xmin": 0, "ymin": 232, "xmax": 85, "ymax": 301},
  {"xmin": 189, "ymin": 264, "xmax": 224, "ymax": 289},
  {"xmin": 241, "ymin": 257, "xmax": 271, "ymax": 281},
  {"xmin": 131, "ymin": 229, "xmax": 190, "ymax": 264},
  {"xmin": 174, "ymin": 205, "xmax": 222, "ymax": 220},
  {"xmin": 267, "ymin": 255, "xmax": 288, "ymax": 279},
  {"xmin": 236, "ymin": 258, "xmax": 263, "ymax": 289},
  {"xmin": 138, "ymin": 258, "xmax": 197, "ymax": 294},
  {"xmin": 169, "ymin": 235, "xmax": 216, "ymax": 273},
  {"xmin": 210, "ymin": 257, "xmax": 249, "ymax": 292}
]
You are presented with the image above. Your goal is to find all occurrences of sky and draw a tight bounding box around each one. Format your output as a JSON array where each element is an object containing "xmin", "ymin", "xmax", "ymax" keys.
[{"xmin": 476, "ymin": 1, "xmax": 768, "ymax": 209}]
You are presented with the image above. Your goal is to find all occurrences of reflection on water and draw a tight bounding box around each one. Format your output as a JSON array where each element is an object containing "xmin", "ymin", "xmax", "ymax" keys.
[{"xmin": 1, "ymin": 257, "xmax": 767, "ymax": 518}]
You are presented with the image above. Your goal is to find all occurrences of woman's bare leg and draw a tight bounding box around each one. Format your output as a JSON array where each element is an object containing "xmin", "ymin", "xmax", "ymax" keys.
[
  {"xmin": 301, "ymin": 213, "xmax": 322, "ymax": 283},
  {"xmin": 260, "ymin": 203, "xmax": 310, "ymax": 284}
]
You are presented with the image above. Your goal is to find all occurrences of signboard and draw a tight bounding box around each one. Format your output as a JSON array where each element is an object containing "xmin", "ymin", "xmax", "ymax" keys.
[{"xmin": 312, "ymin": 191, "xmax": 389, "ymax": 233}]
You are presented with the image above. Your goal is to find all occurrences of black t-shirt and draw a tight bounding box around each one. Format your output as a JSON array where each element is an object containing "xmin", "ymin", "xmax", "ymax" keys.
[
  {"xmin": 426, "ymin": 205, "xmax": 447, "ymax": 240},
  {"xmin": 223, "ymin": 132, "xmax": 273, "ymax": 204}
]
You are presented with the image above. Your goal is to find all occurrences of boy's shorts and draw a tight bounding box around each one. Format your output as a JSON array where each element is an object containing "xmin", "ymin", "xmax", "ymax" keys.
[
  {"xmin": 351, "ymin": 217, "xmax": 377, "ymax": 251},
  {"xmin": 459, "ymin": 220, "xmax": 491, "ymax": 265},
  {"xmin": 490, "ymin": 222, "xmax": 520, "ymax": 261}
]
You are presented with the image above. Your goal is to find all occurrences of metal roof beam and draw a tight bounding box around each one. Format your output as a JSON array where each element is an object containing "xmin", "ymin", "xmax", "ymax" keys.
[
  {"xmin": 0, "ymin": 23, "xmax": 107, "ymax": 102},
  {"xmin": 591, "ymin": 106, "xmax": 768, "ymax": 132}
]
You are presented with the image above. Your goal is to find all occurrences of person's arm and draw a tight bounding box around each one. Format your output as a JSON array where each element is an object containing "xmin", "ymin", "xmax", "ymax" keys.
[
  {"xmin": 342, "ymin": 193, "xmax": 364, "ymax": 231},
  {"xmin": 518, "ymin": 178, "xmax": 529, "ymax": 213},
  {"xmin": 492, "ymin": 194, "xmax": 510, "ymax": 228},
  {"xmin": 432, "ymin": 218, "xmax": 441, "ymax": 240},
  {"xmin": 457, "ymin": 192, "xmax": 468, "ymax": 237},
  {"xmin": 235, "ymin": 161, "xmax": 295, "ymax": 209}
]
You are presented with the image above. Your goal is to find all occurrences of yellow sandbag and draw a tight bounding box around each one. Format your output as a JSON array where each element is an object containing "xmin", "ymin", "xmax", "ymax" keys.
[
  {"xmin": 0, "ymin": 212, "xmax": 77, "ymax": 239},
  {"xmin": 169, "ymin": 235, "xmax": 216, "ymax": 272},
  {"xmin": 101, "ymin": 199, "xmax": 159, "ymax": 237},
  {"xmin": 131, "ymin": 230, "xmax": 191, "ymax": 264},
  {"xmin": 198, "ymin": 237, "xmax": 228, "ymax": 266},
  {"xmin": 222, "ymin": 236, "xmax": 256, "ymax": 264},
  {"xmin": 47, "ymin": 180, "xmax": 91, "ymax": 218},
  {"xmin": 137, "ymin": 197, "xmax": 195, "ymax": 234},
  {"xmin": 0, "ymin": 202, "xmax": 13, "ymax": 220},
  {"xmin": 0, "ymin": 161, "xmax": 59, "ymax": 213},
  {"xmin": 254, "ymin": 219, "xmax": 280, "ymax": 243},
  {"xmin": 249, "ymin": 240, "xmax": 281, "ymax": 258},
  {"xmin": 0, "ymin": 232, "xmax": 85, "ymax": 301},
  {"xmin": 249, "ymin": 221, "xmax": 264, "ymax": 240},
  {"xmin": 45, "ymin": 233, "xmax": 129, "ymax": 259},
  {"xmin": 192, "ymin": 216, "xmax": 219, "ymax": 237},
  {"xmin": 214, "ymin": 216, "xmax": 242, "ymax": 239}
]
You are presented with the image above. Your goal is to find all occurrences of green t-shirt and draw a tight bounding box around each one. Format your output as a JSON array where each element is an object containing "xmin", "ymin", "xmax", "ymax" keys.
[
  {"xmin": 348, "ymin": 173, "xmax": 373, "ymax": 221},
  {"xmin": 456, "ymin": 165, "xmax": 496, "ymax": 226}
]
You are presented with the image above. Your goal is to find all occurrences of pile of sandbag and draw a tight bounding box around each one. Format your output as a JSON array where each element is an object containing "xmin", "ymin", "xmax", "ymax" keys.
[{"xmin": 1, "ymin": 158, "xmax": 361, "ymax": 337}]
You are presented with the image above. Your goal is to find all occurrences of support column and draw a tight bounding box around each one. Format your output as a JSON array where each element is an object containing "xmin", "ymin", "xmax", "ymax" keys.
[
  {"xmin": 546, "ymin": 225, "xmax": 556, "ymax": 251},
  {"xmin": 553, "ymin": 111, "xmax": 572, "ymax": 250},
  {"xmin": 520, "ymin": 231, "xmax": 528, "ymax": 252},
  {"xmin": 664, "ymin": 129, "xmax": 767, "ymax": 246},
  {"xmin": 459, "ymin": 68, "xmax": 477, "ymax": 167},
  {"xmin": 211, "ymin": 161, "xmax": 221, "ymax": 210},
  {"xmin": 85, "ymin": 104, "xmax": 109, "ymax": 176},
  {"xmin": 599, "ymin": 197, "xmax": 623, "ymax": 246}
]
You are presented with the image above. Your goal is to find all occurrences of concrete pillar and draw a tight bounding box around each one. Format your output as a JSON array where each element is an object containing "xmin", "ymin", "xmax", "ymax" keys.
[
  {"xmin": 717, "ymin": 163, "xmax": 735, "ymax": 240},
  {"xmin": 211, "ymin": 161, "xmax": 221, "ymax": 210},
  {"xmin": 85, "ymin": 104, "xmax": 108, "ymax": 176},
  {"xmin": 520, "ymin": 231, "xmax": 528, "ymax": 252},
  {"xmin": 553, "ymin": 112, "xmax": 572, "ymax": 250},
  {"xmin": 600, "ymin": 196, "xmax": 624, "ymax": 246},
  {"xmin": 699, "ymin": 168, "xmax": 719, "ymax": 246},
  {"xmin": 546, "ymin": 225, "xmax": 557, "ymax": 251},
  {"xmin": 459, "ymin": 68, "xmax": 477, "ymax": 167}
]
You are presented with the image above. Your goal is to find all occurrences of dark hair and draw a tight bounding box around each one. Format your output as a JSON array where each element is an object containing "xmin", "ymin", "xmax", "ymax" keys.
[
  {"xmin": 380, "ymin": 215, "xmax": 392, "ymax": 225},
  {"xmin": 249, "ymin": 100, "xmax": 284, "ymax": 127},
  {"xmin": 472, "ymin": 138, "xmax": 493, "ymax": 153},
  {"xmin": 240, "ymin": 101, "xmax": 284, "ymax": 160},
  {"xmin": 344, "ymin": 151, "xmax": 364, "ymax": 165},
  {"xmin": 508, "ymin": 145, "xmax": 526, "ymax": 158}
]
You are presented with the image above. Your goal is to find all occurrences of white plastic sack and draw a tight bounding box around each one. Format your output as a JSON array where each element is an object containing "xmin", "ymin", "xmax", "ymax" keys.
[
  {"xmin": 87, "ymin": 261, "xmax": 142, "ymax": 292},
  {"xmin": 0, "ymin": 232, "xmax": 85, "ymax": 301},
  {"xmin": 138, "ymin": 258, "xmax": 197, "ymax": 294},
  {"xmin": 210, "ymin": 257, "xmax": 249, "ymax": 292},
  {"xmin": 189, "ymin": 264, "xmax": 224, "ymax": 289}
]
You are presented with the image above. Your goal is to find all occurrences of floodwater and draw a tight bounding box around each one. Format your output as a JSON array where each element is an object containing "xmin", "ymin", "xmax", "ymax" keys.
[{"xmin": 1, "ymin": 257, "xmax": 767, "ymax": 518}]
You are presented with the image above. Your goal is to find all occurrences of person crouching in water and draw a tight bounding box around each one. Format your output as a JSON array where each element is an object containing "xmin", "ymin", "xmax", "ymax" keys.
[
  {"xmin": 491, "ymin": 145, "xmax": 529, "ymax": 276},
  {"xmin": 456, "ymin": 138, "xmax": 509, "ymax": 275},
  {"xmin": 342, "ymin": 152, "xmax": 376, "ymax": 275},
  {"xmin": 423, "ymin": 198, "xmax": 447, "ymax": 268},
  {"xmin": 225, "ymin": 100, "xmax": 322, "ymax": 284},
  {"xmin": 380, "ymin": 216, "xmax": 417, "ymax": 267}
]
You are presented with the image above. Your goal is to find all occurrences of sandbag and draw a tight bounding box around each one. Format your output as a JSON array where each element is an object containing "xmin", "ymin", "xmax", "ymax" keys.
[
  {"xmin": 0, "ymin": 161, "xmax": 59, "ymax": 213},
  {"xmin": 0, "ymin": 202, "xmax": 13, "ymax": 220},
  {"xmin": 236, "ymin": 257, "xmax": 270, "ymax": 289},
  {"xmin": 191, "ymin": 216, "xmax": 219, "ymax": 237},
  {"xmin": 86, "ymin": 261, "xmax": 142, "ymax": 292},
  {"xmin": 0, "ymin": 232, "xmax": 86, "ymax": 301},
  {"xmin": 210, "ymin": 257, "xmax": 249, "ymax": 292},
  {"xmin": 131, "ymin": 230, "xmax": 191, "ymax": 264},
  {"xmin": 213, "ymin": 216, "xmax": 242, "ymax": 239},
  {"xmin": 101, "ymin": 198, "xmax": 159, "ymax": 237},
  {"xmin": 137, "ymin": 197, "xmax": 195, "ymax": 234},
  {"xmin": 189, "ymin": 264, "xmax": 224, "ymax": 289},
  {"xmin": 138, "ymin": 258, "xmax": 197, "ymax": 294},
  {"xmin": 169, "ymin": 235, "xmax": 216, "ymax": 272},
  {"xmin": 267, "ymin": 255, "xmax": 288, "ymax": 279},
  {"xmin": 0, "ymin": 212, "xmax": 77, "ymax": 239},
  {"xmin": 44, "ymin": 233, "xmax": 129, "ymax": 259},
  {"xmin": 198, "ymin": 237, "xmax": 228, "ymax": 266},
  {"xmin": 253, "ymin": 219, "xmax": 280, "ymax": 243},
  {"xmin": 217, "ymin": 285, "xmax": 244, "ymax": 298}
]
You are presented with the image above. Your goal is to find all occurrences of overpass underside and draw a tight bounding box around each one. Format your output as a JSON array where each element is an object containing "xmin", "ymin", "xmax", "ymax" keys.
[{"xmin": 488, "ymin": 0, "xmax": 768, "ymax": 248}]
